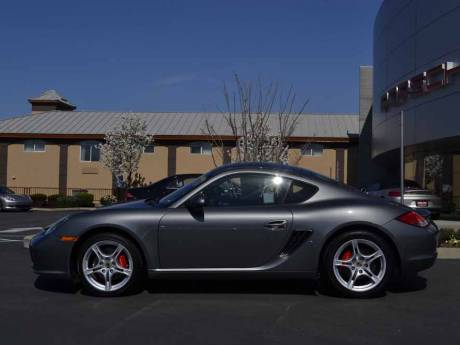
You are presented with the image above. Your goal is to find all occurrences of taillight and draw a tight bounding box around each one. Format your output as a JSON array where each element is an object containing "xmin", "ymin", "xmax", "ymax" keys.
[
  {"xmin": 388, "ymin": 190, "xmax": 401, "ymax": 197},
  {"xmin": 125, "ymin": 191, "xmax": 134, "ymax": 200},
  {"xmin": 397, "ymin": 211, "xmax": 429, "ymax": 228}
]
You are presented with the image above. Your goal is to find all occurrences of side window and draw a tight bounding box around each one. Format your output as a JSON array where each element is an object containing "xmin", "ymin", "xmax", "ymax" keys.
[
  {"xmin": 199, "ymin": 173, "xmax": 316, "ymax": 207},
  {"xmin": 283, "ymin": 180, "xmax": 318, "ymax": 204},
  {"xmin": 182, "ymin": 177, "xmax": 198, "ymax": 185},
  {"xmin": 80, "ymin": 141, "xmax": 101, "ymax": 162},
  {"xmin": 190, "ymin": 142, "xmax": 212, "ymax": 155},
  {"xmin": 201, "ymin": 174, "xmax": 273, "ymax": 207},
  {"xmin": 301, "ymin": 143, "xmax": 323, "ymax": 156},
  {"xmin": 24, "ymin": 140, "xmax": 46, "ymax": 152},
  {"xmin": 144, "ymin": 144, "xmax": 155, "ymax": 153},
  {"xmin": 165, "ymin": 177, "xmax": 181, "ymax": 189}
]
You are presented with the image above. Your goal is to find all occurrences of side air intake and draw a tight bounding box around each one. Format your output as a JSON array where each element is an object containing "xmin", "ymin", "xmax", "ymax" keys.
[{"xmin": 279, "ymin": 230, "xmax": 312, "ymax": 257}]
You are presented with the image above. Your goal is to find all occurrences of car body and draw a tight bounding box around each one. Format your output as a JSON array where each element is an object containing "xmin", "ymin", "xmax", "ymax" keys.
[
  {"xmin": 30, "ymin": 163, "xmax": 439, "ymax": 297},
  {"xmin": 126, "ymin": 174, "xmax": 201, "ymax": 202},
  {"xmin": 0, "ymin": 186, "xmax": 32, "ymax": 211},
  {"xmin": 366, "ymin": 180, "xmax": 442, "ymax": 219}
]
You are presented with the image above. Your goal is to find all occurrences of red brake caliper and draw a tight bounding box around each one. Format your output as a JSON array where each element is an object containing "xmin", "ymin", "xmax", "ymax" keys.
[
  {"xmin": 117, "ymin": 254, "xmax": 128, "ymax": 269},
  {"xmin": 339, "ymin": 250, "xmax": 353, "ymax": 274},
  {"xmin": 341, "ymin": 250, "xmax": 353, "ymax": 261}
]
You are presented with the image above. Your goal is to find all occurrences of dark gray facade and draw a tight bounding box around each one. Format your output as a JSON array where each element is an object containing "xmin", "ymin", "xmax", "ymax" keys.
[{"xmin": 372, "ymin": 0, "xmax": 460, "ymax": 211}]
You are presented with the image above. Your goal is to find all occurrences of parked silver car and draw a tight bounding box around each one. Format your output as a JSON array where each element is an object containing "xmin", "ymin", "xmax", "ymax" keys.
[
  {"xmin": 0, "ymin": 187, "xmax": 32, "ymax": 211},
  {"xmin": 366, "ymin": 180, "xmax": 442, "ymax": 219}
]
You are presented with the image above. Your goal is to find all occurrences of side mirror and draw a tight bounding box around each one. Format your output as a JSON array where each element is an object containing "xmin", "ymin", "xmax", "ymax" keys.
[{"xmin": 187, "ymin": 193, "xmax": 206, "ymax": 211}]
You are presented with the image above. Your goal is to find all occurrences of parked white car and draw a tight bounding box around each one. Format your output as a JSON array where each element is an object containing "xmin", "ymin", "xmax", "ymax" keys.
[
  {"xmin": 0, "ymin": 187, "xmax": 32, "ymax": 211},
  {"xmin": 365, "ymin": 180, "xmax": 442, "ymax": 219}
]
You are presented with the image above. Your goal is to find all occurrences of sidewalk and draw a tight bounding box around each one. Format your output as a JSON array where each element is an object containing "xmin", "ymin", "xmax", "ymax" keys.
[
  {"xmin": 437, "ymin": 248, "xmax": 460, "ymax": 259},
  {"xmin": 434, "ymin": 220, "xmax": 460, "ymax": 230},
  {"xmin": 31, "ymin": 207, "xmax": 97, "ymax": 212}
]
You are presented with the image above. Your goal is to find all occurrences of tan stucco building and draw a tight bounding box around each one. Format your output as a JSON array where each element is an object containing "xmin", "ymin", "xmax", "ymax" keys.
[{"xmin": 0, "ymin": 91, "xmax": 359, "ymax": 201}]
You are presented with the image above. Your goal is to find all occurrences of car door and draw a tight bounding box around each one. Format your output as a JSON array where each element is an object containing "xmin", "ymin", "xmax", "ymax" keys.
[{"xmin": 158, "ymin": 172, "xmax": 294, "ymax": 269}]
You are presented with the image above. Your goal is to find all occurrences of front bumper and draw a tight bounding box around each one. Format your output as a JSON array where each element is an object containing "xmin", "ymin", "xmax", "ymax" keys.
[
  {"xmin": 29, "ymin": 231, "xmax": 74, "ymax": 278},
  {"xmin": 2, "ymin": 200, "xmax": 32, "ymax": 210}
]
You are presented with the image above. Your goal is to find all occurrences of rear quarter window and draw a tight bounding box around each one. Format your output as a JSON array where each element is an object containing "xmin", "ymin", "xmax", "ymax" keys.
[{"xmin": 283, "ymin": 180, "xmax": 318, "ymax": 204}]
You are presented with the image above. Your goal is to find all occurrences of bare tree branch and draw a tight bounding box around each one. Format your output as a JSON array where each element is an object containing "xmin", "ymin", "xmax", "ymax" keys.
[{"xmin": 203, "ymin": 73, "xmax": 309, "ymax": 165}]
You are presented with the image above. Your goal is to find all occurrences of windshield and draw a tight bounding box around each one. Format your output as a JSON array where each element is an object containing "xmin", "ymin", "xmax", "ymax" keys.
[
  {"xmin": 0, "ymin": 187, "xmax": 14, "ymax": 194},
  {"xmin": 157, "ymin": 173, "xmax": 208, "ymax": 207}
]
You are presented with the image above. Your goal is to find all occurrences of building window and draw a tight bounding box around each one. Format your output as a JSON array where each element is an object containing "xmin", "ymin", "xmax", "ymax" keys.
[
  {"xmin": 80, "ymin": 141, "xmax": 100, "ymax": 162},
  {"xmin": 144, "ymin": 143, "xmax": 155, "ymax": 154},
  {"xmin": 24, "ymin": 140, "xmax": 45, "ymax": 152},
  {"xmin": 301, "ymin": 143, "xmax": 323, "ymax": 157},
  {"xmin": 190, "ymin": 142, "xmax": 212, "ymax": 155}
]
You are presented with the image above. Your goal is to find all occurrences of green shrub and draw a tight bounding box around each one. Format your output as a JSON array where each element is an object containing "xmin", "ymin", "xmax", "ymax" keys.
[
  {"xmin": 100, "ymin": 195, "xmax": 117, "ymax": 206},
  {"xmin": 47, "ymin": 194, "xmax": 63, "ymax": 207},
  {"xmin": 56, "ymin": 196, "xmax": 77, "ymax": 208},
  {"xmin": 73, "ymin": 192, "xmax": 94, "ymax": 207},
  {"xmin": 30, "ymin": 193, "xmax": 47, "ymax": 207}
]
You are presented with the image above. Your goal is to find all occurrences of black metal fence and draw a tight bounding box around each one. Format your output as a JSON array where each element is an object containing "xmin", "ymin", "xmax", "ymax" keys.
[{"xmin": 7, "ymin": 187, "xmax": 115, "ymax": 202}]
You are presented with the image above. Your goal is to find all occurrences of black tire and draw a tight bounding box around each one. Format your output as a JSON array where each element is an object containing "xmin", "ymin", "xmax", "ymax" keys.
[
  {"xmin": 320, "ymin": 230, "xmax": 396, "ymax": 298},
  {"xmin": 77, "ymin": 233, "xmax": 145, "ymax": 297}
]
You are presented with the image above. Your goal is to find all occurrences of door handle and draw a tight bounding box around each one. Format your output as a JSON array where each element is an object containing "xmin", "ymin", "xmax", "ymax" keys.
[{"xmin": 264, "ymin": 220, "xmax": 288, "ymax": 231}]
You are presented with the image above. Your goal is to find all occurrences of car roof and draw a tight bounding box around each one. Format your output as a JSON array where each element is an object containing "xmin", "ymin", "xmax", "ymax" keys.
[{"xmin": 207, "ymin": 162, "xmax": 326, "ymax": 180}]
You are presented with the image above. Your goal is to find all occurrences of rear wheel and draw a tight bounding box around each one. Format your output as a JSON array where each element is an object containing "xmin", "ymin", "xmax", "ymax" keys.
[
  {"xmin": 77, "ymin": 233, "xmax": 145, "ymax": 297},
  {"xmin": 321, "ymin": 231, "xmax": 395, "ymax": 298}
]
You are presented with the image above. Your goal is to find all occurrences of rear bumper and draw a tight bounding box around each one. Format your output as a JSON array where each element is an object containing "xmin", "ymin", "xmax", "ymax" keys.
[
  {"xmin": 387, "ymin": 196, "xmax": 442, "ymax": 213},
  {"xmin": 404, "ymin": 252, "xmax": 438, "ymax": 273},
  {"xmin": 385, "ymin": 220, "xmax": 439, "ymax": 275}
]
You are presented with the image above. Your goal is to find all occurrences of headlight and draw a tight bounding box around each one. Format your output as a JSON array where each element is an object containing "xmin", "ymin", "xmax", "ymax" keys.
[
  {"xmin": 4, "ymin": 195, "xmax": 16, "ymax": 202},
  {"xmin": 45, "ymin": 216, "xmax": 70, "ymax": 235}
]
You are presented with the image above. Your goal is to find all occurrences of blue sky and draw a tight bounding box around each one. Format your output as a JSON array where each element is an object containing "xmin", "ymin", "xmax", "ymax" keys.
[{"xmin": 0, "ymin": 0, "xmax": 382, "ymax": 118}]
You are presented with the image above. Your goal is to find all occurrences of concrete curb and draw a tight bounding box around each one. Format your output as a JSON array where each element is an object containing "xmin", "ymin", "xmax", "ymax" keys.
[
  {"xmin": 23, "ymin": 234, "xmax": 35, "ymax": 249},
  {"xmin": 31, "ymin": 207, "xmax": 97, "ymax": 212},
  {"xmin": 437, "ymin": 247, "xmax": 460, "ymax": 259},
  {"xmin": 434, "ymin": 220, "xmax": 460, "ymax": 230}
]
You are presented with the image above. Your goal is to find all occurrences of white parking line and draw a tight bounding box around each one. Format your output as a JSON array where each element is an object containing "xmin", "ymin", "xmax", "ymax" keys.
[
  {"xmin": 0, "ymin": 238, "xmax": 23, "ymax": 243},
  {"xmin": 0, "ymin": 227, "xmax": 43, "ymax": 233}
]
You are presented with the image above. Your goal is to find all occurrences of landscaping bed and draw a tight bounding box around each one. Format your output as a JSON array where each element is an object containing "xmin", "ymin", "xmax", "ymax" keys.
[{"xmin": 438, "ymin": 228, "xmax": 460, "ymax": 248}]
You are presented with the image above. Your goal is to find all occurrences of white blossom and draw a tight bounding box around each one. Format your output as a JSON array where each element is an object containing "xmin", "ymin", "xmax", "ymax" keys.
[{"xmin": 100, "ymin": 115, "xmax": 153, "ymax": 188}]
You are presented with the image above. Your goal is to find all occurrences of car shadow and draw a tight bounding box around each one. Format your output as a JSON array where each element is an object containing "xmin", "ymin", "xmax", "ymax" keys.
[
  {"xmin": 388, "ymin": 274, "xmax": 427, "ymax": 294},
  {"xmin": 34, "ymin": 274, "xmax": 426, "ymax": 297},
  {"xmin": 34, "ymin": 276, "xmax": 80, "ymax": 294},
  {"xmin": 146, "ymin": 278, "xmax": 318, "ymax": 296}
]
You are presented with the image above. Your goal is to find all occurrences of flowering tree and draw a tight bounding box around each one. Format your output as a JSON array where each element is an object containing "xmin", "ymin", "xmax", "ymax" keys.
[
  {"xmin": 100, "ymin": 115, "xmax": 153, "ymax": 188},
  {"xmin": 204, "ymin": 74, "xmax": 308, "ymax": 165},
  {"xmin": 424, "ymin": 154, "xmax": 443, "ymax": 186}
]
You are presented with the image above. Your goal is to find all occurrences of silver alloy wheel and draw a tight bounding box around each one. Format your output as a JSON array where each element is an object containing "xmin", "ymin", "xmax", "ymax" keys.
[
  {"xmin": 332, "ymin": 239, "xmax": 386, "ymax": 292},
  {"xmin": 82, "ymin": 240, "xmax": 133, "ymax": 292}
]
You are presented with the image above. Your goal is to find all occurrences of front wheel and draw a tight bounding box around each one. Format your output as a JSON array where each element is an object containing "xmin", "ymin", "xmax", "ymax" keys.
[
  {"xmin": 77, "ymin": 233, "xmax": 145, "ymax": 296},
  {"xmin": 321, "ymin": 231, "xmax": 395, "ymax": 298}
]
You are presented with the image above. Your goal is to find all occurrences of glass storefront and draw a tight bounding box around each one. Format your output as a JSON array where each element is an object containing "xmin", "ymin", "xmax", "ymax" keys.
[{"xmin": 404, "ymin": 139, "xmax": 460, "ymax": 214}]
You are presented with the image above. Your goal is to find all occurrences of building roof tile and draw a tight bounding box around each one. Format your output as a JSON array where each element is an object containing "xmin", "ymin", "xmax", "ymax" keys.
[{"xmin": 0, "ymin": 111, "xmax": 358, "ymax": 139}]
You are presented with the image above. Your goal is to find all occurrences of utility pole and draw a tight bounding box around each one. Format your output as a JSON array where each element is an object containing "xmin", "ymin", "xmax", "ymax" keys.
[{"xmin": 400, "ymin": 110, "xmax": 405, "ymax": 205}]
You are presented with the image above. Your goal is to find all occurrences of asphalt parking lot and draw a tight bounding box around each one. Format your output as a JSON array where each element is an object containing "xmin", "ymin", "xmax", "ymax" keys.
[{"xmin": 1, "ymin": 211, "xmax": 460, "ymax": 345}]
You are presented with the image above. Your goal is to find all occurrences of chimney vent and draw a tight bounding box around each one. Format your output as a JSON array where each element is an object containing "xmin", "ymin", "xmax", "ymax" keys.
[{"xmin": 28, "ymin": 90, "xmax": 76, "ymax": 114}]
